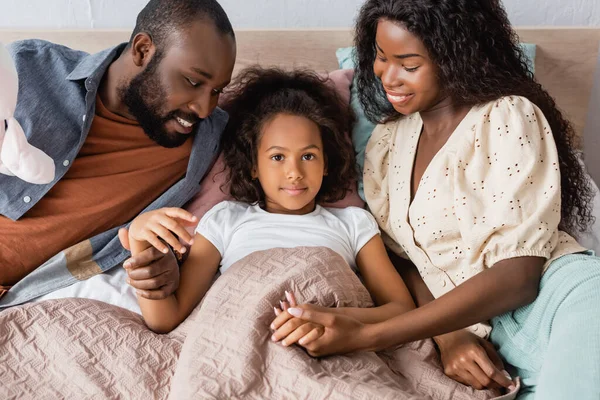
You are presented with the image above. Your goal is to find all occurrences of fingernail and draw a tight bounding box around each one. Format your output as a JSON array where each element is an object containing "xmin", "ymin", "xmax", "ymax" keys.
[
  {"xmin": 282, "ymin": 340, "xmax": 287, "ymax": 347},
  {"xmin": 280, "ymin": 300, "xmax": 285, "ymax": 310},
  {"xmin": 508, "ymin": 385, "xmax": 516, "ymax": 391},
  {"xmin": 271, "ymin": 334, "xmax": 277, "ymax": 341},
  {"xmin": 126, "ymin": 278, "xmax": 131, "ymax": 285},
  {"xmin": 123, "ymin": 260, "xmax": 131, "ymax": 268},
  {"xmin": 180, "ymin": 247, "xmax": 186, "ymax": 254},
  {"xmin": 285, "ymin": 290, "xmax": 293, "ymax": 303},
  {"xmin": 502, "ymin": 370, "xmax": 512, "ymax": 380},
  {"xmin": 189, "ymin": 239, "xmax": 194, "ymax": 244},
  {"xmin": 299, "ymin": 338, "xmax": 306, "ymax": 345},
  {"xmin": 163, "ymin": 248, "xmax": 169, "ymax": 254},
  {"xmin": 288, "ymin": 308, "xmax": 302, "ymax": 317},
  {"xmin": 273, "ymin": 307, "xmax": 278, "ymax": 316},
  {"xmin": 270, "ymin": 323, "xmax": 275, "ymax": 329}
]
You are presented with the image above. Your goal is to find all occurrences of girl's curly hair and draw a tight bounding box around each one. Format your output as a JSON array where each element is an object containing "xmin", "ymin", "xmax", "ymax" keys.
[
  {"xmin": 219, "ymin": 67, "xmax": 356, "ymax": 206},
  {"xmin": 354, "ymin": 0, "xmax": 594, "ymax": 235}
]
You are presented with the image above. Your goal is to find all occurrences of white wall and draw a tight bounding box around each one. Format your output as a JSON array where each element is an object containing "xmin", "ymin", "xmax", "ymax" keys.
[{"xmin": 0, "ymin": 0, "xmax": 598, "ymax": 29}]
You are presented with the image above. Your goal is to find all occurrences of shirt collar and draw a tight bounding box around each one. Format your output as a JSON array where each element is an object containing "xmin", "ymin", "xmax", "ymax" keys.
[{"xmin": 66, "ymin": 43, "xmax": 128, "ymax": 85}]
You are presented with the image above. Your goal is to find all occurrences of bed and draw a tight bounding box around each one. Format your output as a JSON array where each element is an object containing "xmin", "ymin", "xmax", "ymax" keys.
[{"xmin": 1, "ymin": 28, "xmax": 599, "ymax": 400}]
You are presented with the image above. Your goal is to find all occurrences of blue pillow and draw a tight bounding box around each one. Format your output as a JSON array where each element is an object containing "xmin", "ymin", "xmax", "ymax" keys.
[{"xmin": 337, "ymin": 43, "xmax": 536, "ymax": 200}]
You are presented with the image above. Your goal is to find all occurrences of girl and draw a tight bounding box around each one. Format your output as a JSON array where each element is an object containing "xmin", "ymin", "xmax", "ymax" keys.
[
  {"xmin": 274, "ymin": 1, "xmax": 600, "ymax": 399},
  {"xmin": 126, "ymin": 67, "xmax": 415, "ymax": 342}
]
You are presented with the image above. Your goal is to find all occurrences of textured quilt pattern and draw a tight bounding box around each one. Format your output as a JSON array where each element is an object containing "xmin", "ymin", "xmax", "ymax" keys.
[{"xmin": 1, "ymin": 247, "xmax": 500, "ymax": 400}]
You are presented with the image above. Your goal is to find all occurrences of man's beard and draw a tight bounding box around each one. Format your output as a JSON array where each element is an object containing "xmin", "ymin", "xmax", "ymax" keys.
[{"xmin": 119, "ymin": 54, "xmax": 200, "ymax": 148}]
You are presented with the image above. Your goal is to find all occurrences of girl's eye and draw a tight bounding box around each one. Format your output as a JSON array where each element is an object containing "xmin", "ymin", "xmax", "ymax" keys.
[
  {"xmin": 404, "ymin": 66, "xmax": 419, "ymax": 72},
  {"xmin": 302, "ymin": 154, "xmax": 316, "ymax": 161},
  {"xmin": 271, "ymin": 154, "xmax": 284, "ymax": 162},
  {"xmin": 211, "ymin": 88, "xmax": 224, "ymax": 96},
  {"xmin": 186, "ymin": 77, "xmax": 199, "ymax": 87}
]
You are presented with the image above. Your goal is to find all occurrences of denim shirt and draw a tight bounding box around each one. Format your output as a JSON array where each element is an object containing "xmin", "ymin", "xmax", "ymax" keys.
[{"xmin": 0, "ymin": 40, "xmax": 228, "ymax": 307}]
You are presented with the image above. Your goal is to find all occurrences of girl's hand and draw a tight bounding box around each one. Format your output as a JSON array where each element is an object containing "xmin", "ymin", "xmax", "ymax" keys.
[
  {"xmin": 129, "ymin": 207, "xmax": 198, "ymax": 254},
  {"xmin": 434, "ymin": 330, "xmax": 515, "ymax": 392}
]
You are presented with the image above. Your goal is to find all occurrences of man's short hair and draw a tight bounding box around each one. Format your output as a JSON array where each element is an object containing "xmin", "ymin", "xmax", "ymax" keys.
[{"xmin": 129, "ymin": 0, "xmax": 234, "ymax": 50}]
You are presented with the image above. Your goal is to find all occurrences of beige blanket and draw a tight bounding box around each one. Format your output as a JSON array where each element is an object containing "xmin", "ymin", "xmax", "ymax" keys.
[{"xmin": 0, "ymin": 247, "xmax": 501, "ymax": 400}]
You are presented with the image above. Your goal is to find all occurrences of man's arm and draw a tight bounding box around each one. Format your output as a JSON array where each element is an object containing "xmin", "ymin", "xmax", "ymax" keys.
[{"xmin": 119, "ymin": 227, "xmax": 181, "ymax": 299}]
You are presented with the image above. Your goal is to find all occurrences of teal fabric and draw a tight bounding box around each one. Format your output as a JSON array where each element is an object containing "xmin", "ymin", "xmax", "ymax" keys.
[
  {"xmin": 490, "ymin": 253, "xmax": 600, "ymax": 399},
  {"xmin": 336, "ymin": 43, "xmax": 536, "ymax": 200},
  {"xmin": 336, "ymin": 47, "xmax": 375, "ymax": 200}
]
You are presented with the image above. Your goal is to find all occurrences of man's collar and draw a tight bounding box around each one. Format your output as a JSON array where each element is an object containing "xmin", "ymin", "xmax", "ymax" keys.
[{"xmin": 66, "ymin": 42, "xmax": 128, "ymax": 84}]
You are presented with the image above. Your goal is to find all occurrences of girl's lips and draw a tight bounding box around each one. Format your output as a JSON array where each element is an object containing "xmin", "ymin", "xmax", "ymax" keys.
[
  {"xmin": 282, "ymin": 188, "xmax": 307, "ymax": 196},
  {"xmin": 385, "ymin": 92, "xmax": 414, "ymax": 106}
]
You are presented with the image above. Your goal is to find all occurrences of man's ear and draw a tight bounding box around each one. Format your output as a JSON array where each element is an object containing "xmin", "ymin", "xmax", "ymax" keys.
[{"xmin": 130, "ymin": 32, "xmax": 156, "ymax": 68}]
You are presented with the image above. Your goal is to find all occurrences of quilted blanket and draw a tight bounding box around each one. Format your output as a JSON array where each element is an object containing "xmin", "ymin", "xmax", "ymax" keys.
[{"xmin": 1, "ymin": 247, "xmax": 503, "ymax": 399}]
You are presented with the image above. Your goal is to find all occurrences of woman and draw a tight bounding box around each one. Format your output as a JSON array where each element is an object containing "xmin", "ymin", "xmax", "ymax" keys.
[{"xmin": 270, "ymin": 0, "xmax": 600, "ymax": 398}]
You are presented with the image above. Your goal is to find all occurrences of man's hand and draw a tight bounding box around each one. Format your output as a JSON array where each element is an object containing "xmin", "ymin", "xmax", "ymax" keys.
[
  {"xmin": 119, "ymin": 227, "xmax": 180, "ymax": 300},
  {"xmin": 434, "ymin": 329, "xmax": 515, "ymax": 392}
]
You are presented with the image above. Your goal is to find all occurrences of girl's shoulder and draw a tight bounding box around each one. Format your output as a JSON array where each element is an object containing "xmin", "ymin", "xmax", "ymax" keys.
[
  {"xmin": 323, "ymin": 206, "xmax": 378, "ymax": 226},
  {"xmin": 201, "ymin": 200, "xmax": 252, "ymax": 223}
]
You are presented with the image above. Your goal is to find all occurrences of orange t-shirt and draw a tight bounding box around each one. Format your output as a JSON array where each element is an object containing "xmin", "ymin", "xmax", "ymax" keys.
[{"xmin": 0, "ymin": 97, "xmax": 193, "ymax": 286}]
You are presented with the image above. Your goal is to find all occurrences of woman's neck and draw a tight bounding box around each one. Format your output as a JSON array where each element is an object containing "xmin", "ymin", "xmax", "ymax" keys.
[{"xmin": 419, "ymin": 97, "xmax": 470, "ymax": 139}]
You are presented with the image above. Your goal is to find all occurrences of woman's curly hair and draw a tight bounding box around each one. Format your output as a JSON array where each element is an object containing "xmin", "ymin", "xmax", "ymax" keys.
[
  {"xmin": 219, "ymin": 67, "xmax": 356, "ymax": 206},
  {"xmin": 354, "ymin": 0, "xmax": 594, "ymax": 235}
]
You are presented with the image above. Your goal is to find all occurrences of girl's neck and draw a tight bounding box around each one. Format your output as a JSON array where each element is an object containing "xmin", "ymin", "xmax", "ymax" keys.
[{"xmin": 262, "ymin": 199, "xmax": 317, "ymax": 215}]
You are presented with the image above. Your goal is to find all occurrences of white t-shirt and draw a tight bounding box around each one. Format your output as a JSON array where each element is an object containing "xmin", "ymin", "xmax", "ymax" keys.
[{"xmin": 195, "ymin": 201, "xmax": 380, "ymax": 273}]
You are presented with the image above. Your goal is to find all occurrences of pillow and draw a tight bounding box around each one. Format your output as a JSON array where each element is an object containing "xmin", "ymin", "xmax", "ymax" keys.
[
  {"xmin": 183, "ymin": 69, "xmax": 365, "ymax": 228},
  {"xmin": 336, "ymin": 43, "xmax": 537, "ymax": 200}
]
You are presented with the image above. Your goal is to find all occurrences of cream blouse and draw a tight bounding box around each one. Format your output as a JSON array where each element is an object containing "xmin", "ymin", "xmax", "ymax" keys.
[{"xmin": 364, "ymin": 96, "xmax": 586, "ymax": 337}]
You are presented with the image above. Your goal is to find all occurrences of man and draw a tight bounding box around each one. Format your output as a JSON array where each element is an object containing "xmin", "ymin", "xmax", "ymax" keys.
[{"xmin": 0, "ymin": 0, "xmax": 236, "ymax": 308}]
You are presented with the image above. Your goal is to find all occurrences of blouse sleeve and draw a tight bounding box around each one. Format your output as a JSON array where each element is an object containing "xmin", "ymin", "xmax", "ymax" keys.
[
  {"xmin": 364, "ymin": 122, "xmax": 407, "ymax": 258},
  {"xmin": 453, "ymin": 96, "xmax": 562, "ymax": 268}
]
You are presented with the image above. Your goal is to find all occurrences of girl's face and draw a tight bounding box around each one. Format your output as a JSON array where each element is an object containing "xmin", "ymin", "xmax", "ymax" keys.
[
  {"xmin": 373, "ymin": 19, "xmax": 443, "ymax": 115},
  {"xmin": 253, "ymin": 113, "xmax": 327, "ymax": 215}
]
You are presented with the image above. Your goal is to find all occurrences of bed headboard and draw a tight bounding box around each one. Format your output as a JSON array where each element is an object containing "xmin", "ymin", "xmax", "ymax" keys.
[{"xmin": 1, "ymin": 28, "xmax": 599, "ymax": 142}]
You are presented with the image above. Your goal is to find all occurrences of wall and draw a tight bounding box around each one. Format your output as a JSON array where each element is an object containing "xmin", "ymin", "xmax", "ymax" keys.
[{"xmin": 0, "ymin": 0, "xmax": 599, "ymax": 29}]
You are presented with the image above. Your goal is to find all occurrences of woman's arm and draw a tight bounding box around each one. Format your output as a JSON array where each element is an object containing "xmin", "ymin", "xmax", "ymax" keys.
[
  {"xmin": 287, "ymin": 255, "xmax": 543, "ymax": 360},
  {"xmin": 363, "ymin": 255, "xmax": 544, "ymax": 350},
  {"xmin": 387, "ymin": 250, "xmax": 513, "ymax": 391},
  {"xmin": 334, "ymin": 235, "xmax": 416, "ymax": 323},
  {"xmin": 136, "ymin": 234, "xmax": 221, "ymax": 333}
]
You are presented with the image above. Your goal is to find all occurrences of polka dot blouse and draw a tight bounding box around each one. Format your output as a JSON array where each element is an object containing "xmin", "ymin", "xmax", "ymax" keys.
[{"xmin": 364, "ymin": 96, "xmax": 586, "ymax": 337}]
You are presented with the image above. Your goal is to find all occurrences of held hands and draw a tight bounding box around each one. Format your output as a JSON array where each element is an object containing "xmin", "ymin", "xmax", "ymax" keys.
[
  {"xmin": 117, "ymin": 207, "xmax": 198, "ymax": 301},
  {"xmin": 271, "ymin": 291, "xmax": 326, "ymax": 349},
  {"xmin": 434, "ymin": 329, "xmax": 516, "ymax": 392},
  {"xmin": 128, "ymin": 207, "xmax": 198, "ymax": 255},
  {"xmin": 270, "ymin": 291, "xmax": 368, "ymax": 357}
]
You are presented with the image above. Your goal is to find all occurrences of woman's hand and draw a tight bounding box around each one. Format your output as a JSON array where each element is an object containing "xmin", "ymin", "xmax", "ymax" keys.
[
  {"xmin": 283, "ymin": 304, "xmax": 371, "ymax": 357},
  {"xmin": 271, "ymin": 292, "xmax": 325, "ymax": 347},
  {"xmin": 434, "ymin": 329, "xmax": 515, "ymax": 392},
  {"xmin": 129, "ymin": 207, "xmax": 197, "ymax": 254}
]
